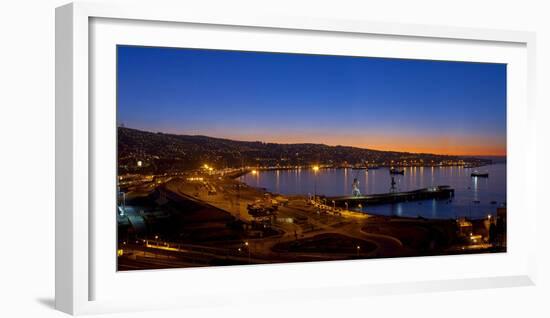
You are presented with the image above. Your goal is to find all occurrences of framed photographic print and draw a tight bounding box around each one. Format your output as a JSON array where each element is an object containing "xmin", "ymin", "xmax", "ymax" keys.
[
  {"xmin": 56, "ymin": 1, "xmax": 537, "ymax": 315},
  {"xmin": 116, "ymin": 45, "xmax": 508, "ymax": 269}
]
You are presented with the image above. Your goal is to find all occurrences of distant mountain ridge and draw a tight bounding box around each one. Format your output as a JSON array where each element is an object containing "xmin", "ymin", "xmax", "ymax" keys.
[{"xmin": 117, "ymin": 127, "xmax": 490, "ymax": 173}]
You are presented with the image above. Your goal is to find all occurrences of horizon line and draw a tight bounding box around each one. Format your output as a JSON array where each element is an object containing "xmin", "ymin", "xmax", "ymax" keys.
[{"xmin": 119, "ymin": 126, "xmax": 507, "ymax": 158}]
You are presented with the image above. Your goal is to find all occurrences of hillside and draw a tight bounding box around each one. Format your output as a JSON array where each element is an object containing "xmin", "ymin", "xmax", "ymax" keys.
[{"xmin": 117, "ymin": 127, "xmax": 488, "ymax": 173}]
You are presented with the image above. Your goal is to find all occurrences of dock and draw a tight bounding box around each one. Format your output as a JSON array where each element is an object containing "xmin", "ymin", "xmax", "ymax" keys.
[{"xmin": 327, "ymin": 185, "xmax": 455, "ymax": 207}]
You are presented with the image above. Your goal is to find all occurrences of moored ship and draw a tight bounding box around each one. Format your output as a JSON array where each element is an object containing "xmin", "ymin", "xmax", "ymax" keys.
[{"xmin": 471, "ymin": 171, "xmax": 489, "ymax": 178}]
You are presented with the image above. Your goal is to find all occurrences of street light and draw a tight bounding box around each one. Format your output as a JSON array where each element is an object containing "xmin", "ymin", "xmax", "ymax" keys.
[
  {"xmin": 244, "ymin": 241, "xmax": 251, "ymax": 264},
  {"xmin": 312, "ymin": 165, "xmax": 319, "ymax": 202}
]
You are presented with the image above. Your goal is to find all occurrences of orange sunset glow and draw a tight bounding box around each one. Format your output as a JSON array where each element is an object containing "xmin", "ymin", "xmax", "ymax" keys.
[{"xmin": 193, "ymin": 131, "xmax": 506, "ymax": 156}]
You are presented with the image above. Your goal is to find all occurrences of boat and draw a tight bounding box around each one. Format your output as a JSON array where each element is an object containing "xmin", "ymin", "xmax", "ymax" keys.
[
  {"xmin": 471, "ymin": 171, "xmax": 489, "ymax": 178},
  {"xmin": 389, "ymin": 168, "xmax": 405, "ymax": 175}
]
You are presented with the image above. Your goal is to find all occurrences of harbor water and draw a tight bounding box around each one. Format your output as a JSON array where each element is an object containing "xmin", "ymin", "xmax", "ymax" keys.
[{"xmin": 239, "ymin": 164, "xmax": 506, "ymax": 219}]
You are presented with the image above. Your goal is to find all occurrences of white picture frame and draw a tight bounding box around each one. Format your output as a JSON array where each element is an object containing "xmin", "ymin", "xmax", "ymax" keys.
[{"xmin": 55, "ymin": 1, "xmax": 537, "ymax": 315}]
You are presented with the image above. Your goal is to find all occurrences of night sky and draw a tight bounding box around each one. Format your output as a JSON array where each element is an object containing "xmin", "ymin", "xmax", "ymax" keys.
[{"xmin": 117, "ymin": 45, "xmax": 506, "ymax": 156}]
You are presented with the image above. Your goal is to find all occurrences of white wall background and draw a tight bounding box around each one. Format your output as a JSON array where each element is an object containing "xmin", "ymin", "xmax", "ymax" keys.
[{"xmin": 0, "ymin": 0, "xmax": 548, "ymax": 317}]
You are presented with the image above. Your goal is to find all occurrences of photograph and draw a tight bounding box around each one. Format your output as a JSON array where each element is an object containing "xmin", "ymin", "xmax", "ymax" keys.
[{"xmin": 116, "ymin": 45, "xmax": 507, "ymax": 271}]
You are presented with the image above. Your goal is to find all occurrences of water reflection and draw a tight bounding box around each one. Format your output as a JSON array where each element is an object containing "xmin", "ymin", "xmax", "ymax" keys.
[
  {"xmin": 239, "ymin": 164, "xmax": 506, "ymax": 219},
  {"xmin": 275, "ymin": 170, "xmax": 280, "ymax": 193}
]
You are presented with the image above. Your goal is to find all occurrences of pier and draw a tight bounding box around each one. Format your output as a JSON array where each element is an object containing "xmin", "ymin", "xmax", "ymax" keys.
[{"xmin": 327, "ymin": 185, "xmax": 455, "ymax": 207}]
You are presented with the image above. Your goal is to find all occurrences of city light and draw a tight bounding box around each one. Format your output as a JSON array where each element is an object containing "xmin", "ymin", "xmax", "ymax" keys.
[
  {"xmin": 145, "ymin": 242, "xmax": 181, "ymax": 252},
  {"xmin": 115, "ymin": 47, "xmax": 507, "ymax": 271}
]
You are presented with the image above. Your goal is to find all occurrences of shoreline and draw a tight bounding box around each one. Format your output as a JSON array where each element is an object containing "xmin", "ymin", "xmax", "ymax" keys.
[{"xmin": 232, "ymin": 163, "xmax": 498, "ymax": 174}]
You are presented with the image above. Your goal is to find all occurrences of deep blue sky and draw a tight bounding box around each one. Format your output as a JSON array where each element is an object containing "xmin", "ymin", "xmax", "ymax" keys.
[{"xmin": 117, "ymin": 45, "xmax": 506, "ymax": 155}]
